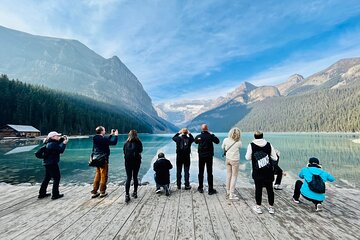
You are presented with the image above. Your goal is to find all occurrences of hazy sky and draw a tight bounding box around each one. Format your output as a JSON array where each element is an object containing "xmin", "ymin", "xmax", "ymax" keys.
[{"xmin": 1, "ymin": 0, "xmax": 360, "ymax": 103}]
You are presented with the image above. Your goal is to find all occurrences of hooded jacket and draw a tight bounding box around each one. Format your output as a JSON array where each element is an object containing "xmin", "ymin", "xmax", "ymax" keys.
[
  {"xmin": 299, "ymin": 166, "xmax": 335, "ymax": 201},
  {"xmin": 245, "ymin": 139, "xmax": 278, "ymax": 181}
]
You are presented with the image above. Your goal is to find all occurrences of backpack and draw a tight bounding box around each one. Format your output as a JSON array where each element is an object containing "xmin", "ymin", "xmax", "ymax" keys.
[
  {"xmin": 251, "ymin": 143, "xmax": 271, "ymax": 170},
  {"xmin": 179, "ymin": 137, "xmax": 190, "ymax": 152},
  {"xmin": 306, "ymin": 174, "xmax": 325, "ymax": 193},
  {"xmin": 125, "ymin": 142, "xmax": 140, "ymax": 159},
  {"xmin": 35, "ymin": 145, "xmax": 48, "ymax": 159}
]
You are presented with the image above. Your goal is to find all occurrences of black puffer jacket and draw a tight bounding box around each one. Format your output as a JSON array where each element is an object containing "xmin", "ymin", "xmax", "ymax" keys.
[
  {"xmin": 43, "ymin": 139, "xmax": 66, "ymax": 166},
  {"xmin": 194, "ymin": 131, "xmax": 220, "ymax": 158}
]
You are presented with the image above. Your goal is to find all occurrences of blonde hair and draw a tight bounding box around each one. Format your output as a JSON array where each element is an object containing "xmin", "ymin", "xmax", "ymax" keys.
[
  {"xmin": 228, "ymin": 127, "xmax": 241, "ymax": 142},
  {"xmin": 127, "ymin": 129, "xmax": 140, "ymax": 142}
]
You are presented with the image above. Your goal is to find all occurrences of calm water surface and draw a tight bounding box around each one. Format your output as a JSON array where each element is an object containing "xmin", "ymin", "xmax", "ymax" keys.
[{"xmin": 0, "ymin": 133, "xmax": 359, "ymax": 188}]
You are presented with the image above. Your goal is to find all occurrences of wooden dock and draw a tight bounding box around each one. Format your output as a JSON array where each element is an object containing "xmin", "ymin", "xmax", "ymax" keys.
[{"xmin": 0, "ymin": 183, "xmax": 359, "ymax": 240}]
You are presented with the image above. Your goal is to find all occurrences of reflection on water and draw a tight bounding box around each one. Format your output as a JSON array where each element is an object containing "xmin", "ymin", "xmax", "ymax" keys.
[{"xmin": 0, "ymin": 133, "xmax": 359, "ymax": 188}]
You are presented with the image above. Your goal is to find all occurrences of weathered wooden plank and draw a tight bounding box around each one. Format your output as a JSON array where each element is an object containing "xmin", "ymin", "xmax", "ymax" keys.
[
  {"xmin": 0, "ymin": 184, "xmax": 358, "ymax": 240},
  {"xmin": 113, "ymin": 187, "xmax": 160, "ymax": 239},
  {"xmin": 32, "ymin": 185, "xmax": 120, "ymax": 240},
  {"xmin": 275, "ymin": 187, "xmax": 360, "ymax": 239},
  {"xmin": 0, "ymin": 187, "xmax": 71, "ymax": 219},
  {"xmin": 174, "ymin": 188, "xmax": 195, "ymax": 240},
  {"xmin": 0, "ymin": 186, "xmax": 83, "ymax": 240},
  {"xmin": 74, "ymin": 188, "xmax": 129, "ymax": 240},
  {"xmin": 216, "ymin": 187, "xmax": 255, "ymax": 240},
  {"xmin": 138, "ymin": 188, "xmax": 168, "ymax": 240},
  {"xmin": 122, "ymin": 187, "xmax": 167, "ymax": 240},
  {"xmin": 95, "ymin": 187, "xmax": 152, "ymax": 240},
  {"xmin": 238, "ymin": 187, "xmax": 295, "ymax": 240},
  {"xmin": 0, "ymin": 186, "xmax": 68, "ymax": 213},
  {"xmin": 192, "ymin": 188, "xmax": 217, "ymax": 240},
  {"xmin": 154, "ymin": 187, "xmax": 181, "ymax": 240},
  {"xmin": 12, "ymin": 186, "xmax": 91, "ymax": 240},
  {"xmin": 203, "ymin": 188, "xmax": 237, "ymax": 240},
  {"xmin": 52, "ymin": 186, "xmax": 123, "ymax": 240},
  {"xmin": 0, "ymin": 185, "xmax": 38, "ymax": 207}
]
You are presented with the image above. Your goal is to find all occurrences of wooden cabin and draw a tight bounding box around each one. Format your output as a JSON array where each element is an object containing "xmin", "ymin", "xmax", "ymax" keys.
[{"xmin": 0, "ymin": 124, "xmax": 40, "ymax": 138}]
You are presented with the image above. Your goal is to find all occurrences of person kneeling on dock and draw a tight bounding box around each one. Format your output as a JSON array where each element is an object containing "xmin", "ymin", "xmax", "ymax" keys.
[
  {"xmin": 153, "ymin": 152, "xmax": 173, "ymax": 196},
  {"xmin": 292, "ymin": 157, "xmax": 335, "ymax": 212}
]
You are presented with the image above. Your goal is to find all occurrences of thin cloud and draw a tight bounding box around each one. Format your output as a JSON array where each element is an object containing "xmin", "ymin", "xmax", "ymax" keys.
[{"xmin": 0, "ymin": 0, "xmax": 360, "ymax": 103}]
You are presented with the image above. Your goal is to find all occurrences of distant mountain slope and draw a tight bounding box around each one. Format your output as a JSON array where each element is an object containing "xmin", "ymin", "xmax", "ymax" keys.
[
  {"xmin": 188, "ymin": 58, "xmax": 360, "ymax": 132},
  {"xmin": 0, "ymin": 75, "xmax": 153, "ymax": 134},
  {"xmin": 235, "ymin": 86, "xmax": 360, "ymax": 132},
  {"xmin": 0, "ymin": 25, "xmax": 175, "ymax": 132}
]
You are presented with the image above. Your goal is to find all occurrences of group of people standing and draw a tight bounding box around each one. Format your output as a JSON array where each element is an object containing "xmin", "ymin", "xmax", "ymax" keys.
[{"xmin": 37, "ymin": 124, "xmax": 335, "ymax": 213}]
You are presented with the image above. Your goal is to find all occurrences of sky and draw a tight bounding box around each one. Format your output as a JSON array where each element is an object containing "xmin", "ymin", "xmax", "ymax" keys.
[{"xmin": 1, "ymin": 0, "xmax": 360, "ymax": 104}]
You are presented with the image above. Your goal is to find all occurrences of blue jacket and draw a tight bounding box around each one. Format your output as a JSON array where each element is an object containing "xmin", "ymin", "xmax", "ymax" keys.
[
  {"xmin": 299, "ymin": 167, "xmax": 335, "ymax": 201},
  {"xmin": 43, "ymin": 139, "xmax": 66, "ymax": 165}
]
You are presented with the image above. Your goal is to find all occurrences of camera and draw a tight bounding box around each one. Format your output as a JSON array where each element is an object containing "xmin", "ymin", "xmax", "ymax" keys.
[{"xmin": 59, "ymin": 135, "xmax": 68, "ymax": 142}]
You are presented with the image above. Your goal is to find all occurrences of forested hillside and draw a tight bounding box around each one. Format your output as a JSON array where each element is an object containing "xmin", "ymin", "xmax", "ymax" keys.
[
  {"xmin": 235, "ymin": 86, "xmax": 360, "ymax": 132},
  {"xmin": 0, "ymin": 75, "xmax": 152, "ymax": 134}
]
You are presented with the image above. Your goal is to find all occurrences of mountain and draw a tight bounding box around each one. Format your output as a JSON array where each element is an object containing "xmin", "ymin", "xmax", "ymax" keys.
[
  {"xmin": 0, "ymin": 75, "xmax": 154, "ymax": 134},
  {"xmin": 276, "ymin": 74, "xmax": 304, "ymax": 95},
  {"xmin": 287, "ymin": 58, "xmax": 360, "ymax": 95},
  {"xmin": 187, "ymin": 58, "xmax": 360, "ymax": 132},
  {"xmin": 155, "ymin": 81, "xmax": 258, "ymax": 127},
  {"xmin": 0, "ymin": 25, "xmax": 175, "ymax": 132}
]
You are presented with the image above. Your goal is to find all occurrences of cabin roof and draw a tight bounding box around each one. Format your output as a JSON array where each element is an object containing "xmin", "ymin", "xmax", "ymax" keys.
[{"xmin": 5, "ymin": 124, "xmax": 40, "ymax": 133}]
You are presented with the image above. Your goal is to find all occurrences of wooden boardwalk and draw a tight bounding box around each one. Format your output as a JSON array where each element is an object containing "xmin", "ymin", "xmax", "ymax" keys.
[{"xmin": 0, "ymin": 183, "xmax": 359, "ymax": 240}]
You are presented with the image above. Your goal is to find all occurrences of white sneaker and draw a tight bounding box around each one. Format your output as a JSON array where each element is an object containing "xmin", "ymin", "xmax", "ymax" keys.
[
  {"xmin": 252, "ymin": 205, "xmax": 262, "ymax": 214},
  {"xmin": 316, "ymin": 204, "xmax": 323, "ymax": 212},
  {"xmin": 156, "ymin": 188, "xmax": 161, "ymax": 194},
  {"xmin": 274, "ymin": 184, "xmax": 283, "ymax": 190},
  {"xmin": 292, "ymin": 198, "xmax": 300, "ymax": 204},
  {"xmin": 268, "ymin": 206, "xmax": 275, "ymax": 214},
  {"xmin": 229, "ymin": 195, "xmax": 239, "ymax": 200}
]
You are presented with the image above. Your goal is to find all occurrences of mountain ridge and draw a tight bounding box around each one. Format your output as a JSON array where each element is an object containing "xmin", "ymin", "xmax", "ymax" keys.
[{"xmin": 0, "ymin": 25, "xmax": 176, "ymax": 132}]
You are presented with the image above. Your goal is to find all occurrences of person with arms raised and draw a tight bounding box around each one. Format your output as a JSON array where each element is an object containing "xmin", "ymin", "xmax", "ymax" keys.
[
  {"xmin": 38, "ymin": 131, "xmax": 68, "ymax": 200},
  {"xmin": 91, "ymin": 126, "xmax": 118, "ymax": 198},
  {"xmin": 172, "ymin": 128, "xmax": 194, "ymax": 190}
]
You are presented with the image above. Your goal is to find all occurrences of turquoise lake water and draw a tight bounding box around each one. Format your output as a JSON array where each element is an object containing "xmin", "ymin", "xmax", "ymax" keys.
[{"xmin": 0, "ymin": 133, "xmax": 359, "ymax": 188}]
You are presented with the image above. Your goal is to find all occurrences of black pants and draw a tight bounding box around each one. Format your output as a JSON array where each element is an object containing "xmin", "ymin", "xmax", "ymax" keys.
[
  {"xmin": 39, "ymin": 164, "xmax": 61, "ymax": 196},
  {"xmin": 198, "ymin": 156, "xmax": 214, "ymax": 191},
  {"xmin": 293, "ymin": 180, "xmax": 323, "ymax": 206},
  {"xmin": 125, "ymin": 161, "xmax": 141, "ymax": 195},
  {"xmin": 274, "ymin": 165, "xmax": 283, "ymax": 185},
  {"xmin": 254, "ymin": 180, "xmax": 274, "ymax": 206},
  {"xmin": 176, "ymin": 154, "xmax": 190, "ymax": 187}
]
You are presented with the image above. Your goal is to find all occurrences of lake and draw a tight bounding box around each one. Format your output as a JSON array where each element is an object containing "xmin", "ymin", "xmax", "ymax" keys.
[{"xmin": 0, "ymin": 133, "xmax": 359, "ymax": 188}]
